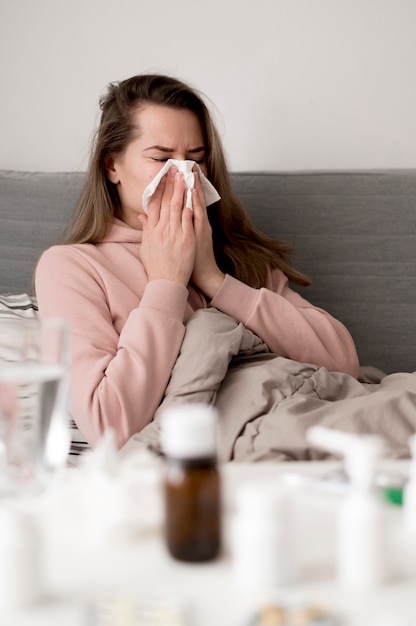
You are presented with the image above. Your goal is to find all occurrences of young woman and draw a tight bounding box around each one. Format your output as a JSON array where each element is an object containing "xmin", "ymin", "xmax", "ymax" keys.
[{"xmin": 35, "ymin": 74, "xmax": 359, "ymax": 448}]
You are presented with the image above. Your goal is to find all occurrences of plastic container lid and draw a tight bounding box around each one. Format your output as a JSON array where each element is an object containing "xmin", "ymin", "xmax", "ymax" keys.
[{"xmin": 160, "ymin": 404, "xmax": 218, "ymax": 459}]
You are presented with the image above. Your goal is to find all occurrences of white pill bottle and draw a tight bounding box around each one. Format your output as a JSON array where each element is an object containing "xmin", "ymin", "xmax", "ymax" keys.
[
  {"xmin": 0, "ymin": 504, "xmax": 42, "ymax": 610},
  {"xmin": 232, "ymin": 482, "xmax": 298, "ymax": 594},
  {"xmin": 308, "ymin": 426, "xmax": 386, "ymax": 589}
]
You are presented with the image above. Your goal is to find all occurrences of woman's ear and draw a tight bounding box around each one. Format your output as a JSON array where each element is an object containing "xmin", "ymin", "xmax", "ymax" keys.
[{"xmin": 105, "ymin": 155, "xmax": 120, "ymax": 184}]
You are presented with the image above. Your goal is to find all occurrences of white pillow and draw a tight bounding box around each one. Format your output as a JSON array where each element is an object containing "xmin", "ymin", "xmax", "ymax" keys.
[{"xmin": 0, "ymin": 293, "xmax": 38, "ymax": 319}]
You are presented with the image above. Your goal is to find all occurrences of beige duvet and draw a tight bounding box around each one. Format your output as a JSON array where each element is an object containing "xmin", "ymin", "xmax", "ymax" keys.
[{"xmin": 130, "ymin": 308, "xmax": 416, "ymax": 462}]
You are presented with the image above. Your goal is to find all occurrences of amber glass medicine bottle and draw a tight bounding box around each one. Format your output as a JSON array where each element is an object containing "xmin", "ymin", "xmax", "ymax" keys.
[{"xmin": 160, "ymin": 404, "xmax": 221, "ymax": 562}]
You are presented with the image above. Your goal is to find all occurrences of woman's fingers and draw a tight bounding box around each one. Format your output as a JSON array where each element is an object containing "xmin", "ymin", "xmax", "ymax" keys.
[
  {"xmin": 169, "ymin": 172, "xmax": 187, "ymax": 226},
  {"xmin": 157, "ymin": 166, "xmax": 175, "ymax": 222},
  {"xmin": 146, "ymin": 173, "xmax": 167, "ymax": 226},
  {"xmin": 191, "ymin": 170, "xmax": 208, "ymax": 233},
  {"xmin": 156, "ymin": 167, "xmax": 187, "ymax": 227},
  {"xmin": 147, "ymin": 166, "xmax": 202, "ymax": 230},
  {"xmin": 193, "ymin": 169, "xmax": 206, "ymax": 210}
]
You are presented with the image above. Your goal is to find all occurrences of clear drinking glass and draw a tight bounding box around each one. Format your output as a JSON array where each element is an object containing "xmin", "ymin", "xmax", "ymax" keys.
[{"xmin": 0, "ymin": 317, "xmax": 71, "ymax": 495}]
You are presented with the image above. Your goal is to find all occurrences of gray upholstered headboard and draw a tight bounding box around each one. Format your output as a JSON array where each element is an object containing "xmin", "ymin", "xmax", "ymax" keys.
[
  {"xmin": 1, "ymin": 169, "xmax": 415, "ymax": 374},
  {"xmin": 0, "ymin": 171, "xmax": 85, "ymax": 295},
  {"xmin": 234, "ymin": 170, "xmax": 416, "ymax": 375}
]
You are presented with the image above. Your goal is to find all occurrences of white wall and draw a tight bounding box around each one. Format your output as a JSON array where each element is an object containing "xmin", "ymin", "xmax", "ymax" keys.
[{"xmin": 1, "ymin": 0, "xmax": 415, "ymax": 172}]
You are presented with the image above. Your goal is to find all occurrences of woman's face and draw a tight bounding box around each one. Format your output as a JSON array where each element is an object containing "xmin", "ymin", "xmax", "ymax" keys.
[{"xmin": 106, "ymin": 104, "xmax": 207, "ymax": 229}]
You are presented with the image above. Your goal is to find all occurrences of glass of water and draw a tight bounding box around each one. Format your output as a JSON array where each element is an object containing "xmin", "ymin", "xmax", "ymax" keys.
[{"xmin": 0, "ymin": 317, "xmax": 71, "ymax": 495}]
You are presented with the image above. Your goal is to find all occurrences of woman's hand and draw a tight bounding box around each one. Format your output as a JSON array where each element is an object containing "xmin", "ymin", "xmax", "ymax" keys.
[
  {"xmin": 138, "ymin": 167, "xmax": 196, "ymax": 287},
  {"xmin": 190, "ymin": 170, "xmax": 225, "ymax": 298}
]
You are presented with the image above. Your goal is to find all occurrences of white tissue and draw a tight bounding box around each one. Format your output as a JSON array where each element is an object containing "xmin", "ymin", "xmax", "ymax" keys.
[{"xmin": 141, "ymin": 159, "xmax": 221, "ymax": 214}]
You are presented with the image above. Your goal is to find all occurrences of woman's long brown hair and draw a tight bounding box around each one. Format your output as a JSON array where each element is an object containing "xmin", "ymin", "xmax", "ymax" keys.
[{"xmin": 64, "ymin": 74, "xmax": 310, "ymax": 288}]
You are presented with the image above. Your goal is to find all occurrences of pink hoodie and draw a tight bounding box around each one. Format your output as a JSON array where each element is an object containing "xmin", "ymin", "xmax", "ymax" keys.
[{"xmin": 35, "ymin": 219, "xmax": 359, "ymax": 447}]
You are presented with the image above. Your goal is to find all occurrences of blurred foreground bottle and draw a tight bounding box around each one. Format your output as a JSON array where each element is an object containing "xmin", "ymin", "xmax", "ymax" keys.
[
  {"xmin": 403, "ymin": 434, "xmax": 416, "ymax": 537},
  {"xmin": 308, "ymin": 426, "xmax": 386, "ymax": 589},
  {"xmin": 0, "ymin": 504, "xmax": 42, "ymax": 609},
  {"xmin": 232, "ymin": 482, "xmax": 298, "ymax": 593},
  {"xmin": 160, "ymin": 404, "xmax": 221, "ymax": 562}
]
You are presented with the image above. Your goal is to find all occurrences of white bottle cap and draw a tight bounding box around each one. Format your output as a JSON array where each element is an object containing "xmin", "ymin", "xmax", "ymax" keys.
[
  {"xmin": 307, "ymin": 426, "xmax": 383, "ymax": 489},
  {"xmin": 160, "ymin": 404, "xmax": 218, "ymax": 459}
]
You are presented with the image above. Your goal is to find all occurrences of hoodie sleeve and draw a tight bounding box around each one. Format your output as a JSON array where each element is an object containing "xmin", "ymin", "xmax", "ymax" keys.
[
  {"xmin": 35, "ymin": 245, "xmax": 188, "ymax": 448},
  {"xmin": 211, "ymin": 271, "xmax": 359, "ymax": 378}
]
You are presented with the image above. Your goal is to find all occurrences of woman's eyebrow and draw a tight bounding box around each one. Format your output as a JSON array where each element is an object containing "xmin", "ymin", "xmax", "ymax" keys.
[
  {"xmin": 144, "ymin": 145, "xmax": 205, "ymax": 153},
  {"xmin": 144, "ymin": 145, "xmax": 173, "ymax": 152}
]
